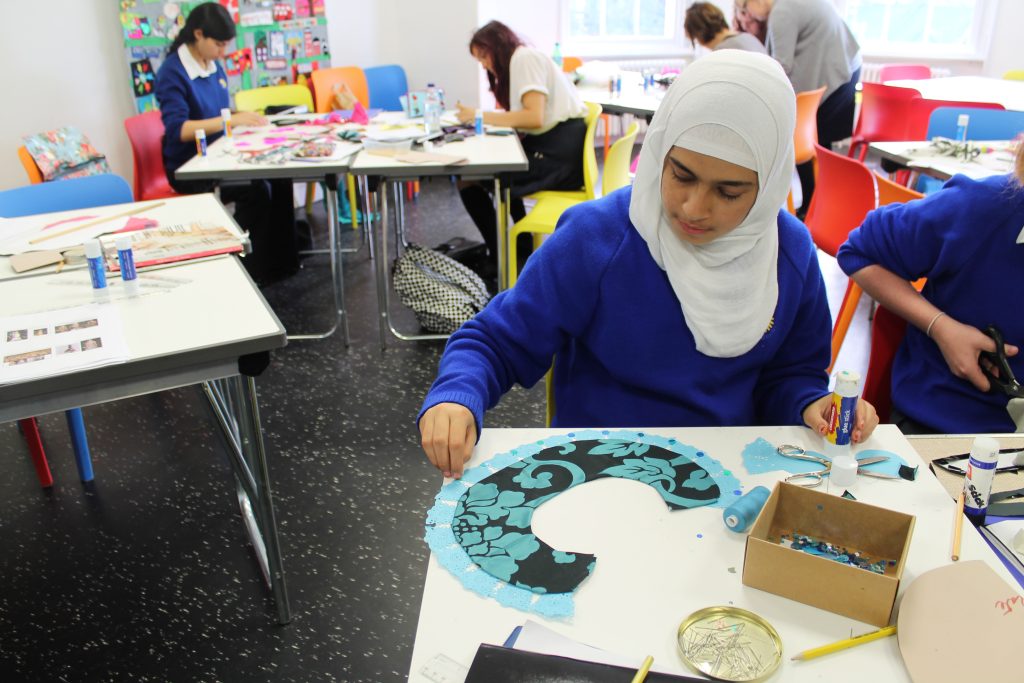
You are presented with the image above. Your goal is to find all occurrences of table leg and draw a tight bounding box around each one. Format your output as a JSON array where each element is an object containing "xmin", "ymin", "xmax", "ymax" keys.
[
  {"xmin": 203, "ymin": 375, "xmax": 291, "ymax": 625},
  {"xmin": 494, "ymin": 178, "xmax": 511, "ymax": 291}
]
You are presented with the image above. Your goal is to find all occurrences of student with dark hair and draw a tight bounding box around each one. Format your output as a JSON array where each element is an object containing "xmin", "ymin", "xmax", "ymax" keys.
[
  {"xmin": 454, "ymin": 21, "xmax": 589, "ymax": 277},
  {"xmin": 685, "ymin": 2, "xmax": 766, "ymax": 53},
  {"xmin": 155, "ymin": 1, "xmax": 299, "ymax": 284}
]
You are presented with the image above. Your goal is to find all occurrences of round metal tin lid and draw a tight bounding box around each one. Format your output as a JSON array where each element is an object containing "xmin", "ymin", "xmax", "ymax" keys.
[{"xmin": 676, "ymin": 606, "xmax": 783, "ymax": 682}]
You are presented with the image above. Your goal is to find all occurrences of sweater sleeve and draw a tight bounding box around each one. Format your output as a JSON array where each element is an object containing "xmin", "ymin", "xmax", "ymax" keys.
[
  {"xmin": 156, "ymin": 64, "xmax": 191, "ymax": 148},
  {"xmin": 510, "ymin": 48, "xmax": 553, "ymax": 105},
  {"xmin": 766, "ymin": 5, "xmax": 798, "ymax": 78},
  {"xmin": 754, "ymin": 214, "xmax": 832, "ymax": 425},
  {"xmin": 417, "ymin": 200, "xmax": 622, "ymax": 436}
]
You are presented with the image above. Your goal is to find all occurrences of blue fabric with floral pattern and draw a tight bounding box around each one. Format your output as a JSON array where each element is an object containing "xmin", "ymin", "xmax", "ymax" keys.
[{"xmin": 425, "ymin": 430, "xmax": 743, "ymax": 617}]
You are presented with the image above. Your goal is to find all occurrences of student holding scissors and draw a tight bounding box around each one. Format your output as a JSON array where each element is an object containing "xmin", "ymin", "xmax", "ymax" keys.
[
  {"xmin": 419, "ymin": 51, "xmax": 879, "ymax": 478},
  {"xmin": 838, "ymin": 147, "xmax": 1024, "ymax": 434}
]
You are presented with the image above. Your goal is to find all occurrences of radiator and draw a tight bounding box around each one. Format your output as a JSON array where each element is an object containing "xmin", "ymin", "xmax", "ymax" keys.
[{"xmin": 861, "ymin": 62, "xmax": 952, "ymax": 83}]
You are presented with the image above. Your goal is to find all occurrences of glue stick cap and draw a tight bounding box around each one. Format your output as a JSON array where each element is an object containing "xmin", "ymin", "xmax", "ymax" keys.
[
  {"xmin": 221, "ymin": 107, "xmax": 231, "ymax": 119},
  {"xmin": 84, "ymin": 239, "xmax": 102, "ymax": 259},
  {"xmin": 970, "ymin": 436, "xmax": 1000, "ymax": 461},
  {"xmin": 834, "ymin": 370, "xmax": 861, "ymax": 398},
  {"xmin": 115, "ymin": 235, "xmax": 132, "ymax": 252}
]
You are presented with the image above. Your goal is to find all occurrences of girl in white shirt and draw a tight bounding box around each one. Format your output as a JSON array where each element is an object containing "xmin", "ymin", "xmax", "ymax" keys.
[{"xmin": 455, "ymin": 21, "xmax": 589, "ymax": 280}]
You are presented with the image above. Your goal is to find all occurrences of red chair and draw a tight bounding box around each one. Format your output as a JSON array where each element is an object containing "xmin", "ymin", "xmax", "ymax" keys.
[
  {"xmin": 878, "ymin": 64, "xmax": 932, "ymax": 82},
  {"xmin": 804, "ymin": 144, "xmax": 878, "ymax": 372},
  {"xmin": 904, "ymin": 97, "xmax": 1005, "ymax": 141},
  {"xmin": 124, "ymin": 112, "xmax": 182, "ymax": 201},
  {"xmin": 848, "ymin": 83, "xmax": 921, "ymax": 161},
  {"xmin": 861, "ymin": 303, "xmax": 908, "ymax": 424}
]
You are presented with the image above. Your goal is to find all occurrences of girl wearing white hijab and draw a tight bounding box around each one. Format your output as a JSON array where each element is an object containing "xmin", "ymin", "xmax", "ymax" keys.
[{"xmin": 419, "ymin": 51, "xmax": 878, "ymax": 478}]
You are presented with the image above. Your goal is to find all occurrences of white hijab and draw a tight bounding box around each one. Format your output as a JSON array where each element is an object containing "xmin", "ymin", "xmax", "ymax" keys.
[{"xmin": 629, "ymin": 50, "xmax": 795, "ymax": 357}]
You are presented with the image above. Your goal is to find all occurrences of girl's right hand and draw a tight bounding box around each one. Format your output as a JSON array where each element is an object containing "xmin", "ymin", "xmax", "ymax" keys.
[
  {"xmin": 419, "ymin": 402, "xmax": 477, "ymax": 479},
  {"xmin": 231, "ymin": 110, "xmax": 268, "ymax": 128},
  {"xmin": 930, "ymin": 316, "xmax": 1019, "ymax": 392}
]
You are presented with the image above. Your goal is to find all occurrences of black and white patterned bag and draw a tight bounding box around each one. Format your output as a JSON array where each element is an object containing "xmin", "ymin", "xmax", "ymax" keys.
[{"xmin": 393, "ymin": 244, "xmax": 491, "ymax": 334}]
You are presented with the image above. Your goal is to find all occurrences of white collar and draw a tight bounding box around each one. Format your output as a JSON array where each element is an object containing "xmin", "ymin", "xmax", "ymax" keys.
[
  {"xmin": 178, "ymin": 43, "xmax": 218, "ymax": 80},
  {"xmin": 1017, "ymin": 225, "xmax": 1024, "ymax": 244}
]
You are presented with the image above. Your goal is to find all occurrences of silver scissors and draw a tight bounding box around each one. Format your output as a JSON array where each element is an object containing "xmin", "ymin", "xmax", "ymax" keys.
[{"xmin": 776, "ymin": 444, "xmax": 896, "ymax": 488}]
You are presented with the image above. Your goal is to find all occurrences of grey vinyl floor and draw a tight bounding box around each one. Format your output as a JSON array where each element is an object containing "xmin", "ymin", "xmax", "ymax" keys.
[{"xmin": 0, "ymin": 171, "xmax": 870, "ymax": 682}]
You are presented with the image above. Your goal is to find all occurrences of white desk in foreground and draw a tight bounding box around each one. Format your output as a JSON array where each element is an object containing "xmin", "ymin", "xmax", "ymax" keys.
[{"xmin": 407, "ymin": 425, "xmax": 1013, "ymax": 682}]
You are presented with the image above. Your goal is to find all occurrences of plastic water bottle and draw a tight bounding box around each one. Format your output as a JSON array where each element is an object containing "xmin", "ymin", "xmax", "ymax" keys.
[
  {"xmin": 552, "ymin": 42, "xmax": 563, "ymax": 69},
  {"xmin": 956, "ymin": 114, "xmax": 970, "ymax": 142},
  {"xmin": 424, "ymin": 82, "xmax": 442, "ymax": 135},
  {"xmin": 474, "ymin": 109, "xmax": 484, "ymax": 136},
  {"xmin": 824, "ymin": 370, "xmax": 861, "ymax": 487}
]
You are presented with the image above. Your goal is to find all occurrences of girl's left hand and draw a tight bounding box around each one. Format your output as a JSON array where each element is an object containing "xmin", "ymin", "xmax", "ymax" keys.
[
  {"xmin": 455, "ymin": 101, "xmax": 475, "ymax": 124},
  {"xmin": 232, "ymin": 110, "xmax": 268, "ymax": 128},
  {"xmin": 802, "ymin": 395, "xmax": 879, "ymax": 444}
]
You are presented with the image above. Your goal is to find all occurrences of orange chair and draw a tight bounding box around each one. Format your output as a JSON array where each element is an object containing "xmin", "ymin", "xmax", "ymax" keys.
[
  {"xmin": 787, "ymin": 86, "xmax": 826, "ymax": 213},
  {"xmin": 848, "ymin": 83, "xmax": 921, "ymax": 161},
  {"xmin": 861, "ymin": 303, "xmax": 908, "ymax": 424},
  {"xmin": 562, "ymin": 56, "xmax": 583, "ymax": 73},
  {"xmin": 310, "ymin": 66, "xmax": 370, "ymax": 113},
  {"xmin": 123, "ymin": 111, "xmax": 182, "ymax": 201},
  {"xmin": 804, "ymin": 144, "xmax": 878, "ymax": 372},
  {"xmin": 878, "ymin": 64, "xmax": 931, "ymax": 82},
  {"xmin": 875, "ymin": 171, "xmax": 924, "ymax": 206},
  {"xmin": 17, "ymin": 146, "xmax": 44, "ymax": 184}
]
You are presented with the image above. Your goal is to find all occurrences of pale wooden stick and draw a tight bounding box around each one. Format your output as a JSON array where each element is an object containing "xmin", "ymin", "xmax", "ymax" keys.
[{"xmin": 29, "ymin": 201, "xmax": 166, "ymax": 245}]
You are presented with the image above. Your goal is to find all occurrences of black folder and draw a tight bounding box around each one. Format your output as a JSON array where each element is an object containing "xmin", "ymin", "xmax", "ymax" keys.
[{"xmin": 465, "ymin": 643, "xmax": 705, "ymax": 683}]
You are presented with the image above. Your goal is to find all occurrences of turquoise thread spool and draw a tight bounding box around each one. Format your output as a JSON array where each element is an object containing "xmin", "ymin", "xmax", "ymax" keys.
[{"xmin": 723, "ymin": 486, "xmax": 770, "ymax": 533}]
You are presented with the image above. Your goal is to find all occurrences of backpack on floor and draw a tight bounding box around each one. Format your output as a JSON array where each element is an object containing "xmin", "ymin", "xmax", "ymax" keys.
[{"xmin": 393, "ymin": 244, "xmax": 491, "ymax": 334}]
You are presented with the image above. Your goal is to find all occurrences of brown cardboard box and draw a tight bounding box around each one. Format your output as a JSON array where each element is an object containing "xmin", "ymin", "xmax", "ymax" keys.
[{"xmin": 742, "ymin": 482, "xmax": 915, "ymax": 626}]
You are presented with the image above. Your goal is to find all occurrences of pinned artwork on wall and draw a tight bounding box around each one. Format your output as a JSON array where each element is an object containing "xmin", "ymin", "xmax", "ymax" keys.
[
  {"xmin": 294, "ymin": 0, "xmax": 310, "ymax": 18},
  {"xmin": 269, "ymin": 31, "xmax": 286, "ymax": 59},
  {"xmin": 253, "ymin": 31, "xmax": 268, "ymax": 62},
  {"xmin": 312, "ymin": 0, "xmax": 324, "ymax": 16},
  {"xmin": 225, "ymin": 47, "xmax": 252, "ymax": 76},
  {"xmin": 130, "ymin": 59, "xmax": 156, "ymax": 97}
]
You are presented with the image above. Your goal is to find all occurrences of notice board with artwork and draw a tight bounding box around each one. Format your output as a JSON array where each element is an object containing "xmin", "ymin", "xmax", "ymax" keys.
[{"xmin": 119, "ymin": 0, "xmax": 331, "ymax": 113}]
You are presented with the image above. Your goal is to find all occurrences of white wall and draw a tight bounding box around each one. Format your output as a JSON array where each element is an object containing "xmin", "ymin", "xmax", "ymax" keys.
[{"xmin": 982, "ymin": 0, "xmax": 1024, "ymax": 78}]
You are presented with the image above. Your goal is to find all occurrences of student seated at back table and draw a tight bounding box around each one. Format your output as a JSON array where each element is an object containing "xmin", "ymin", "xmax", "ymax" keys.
[
  {"xmin": 418, "ymin": 50, "xmax": 879, "ymax": 478},
  {"xmin": 453, "ymin": 20, "xmax": 589, "ymax": 281},
  {"xmin": 685, "ymin": 2, "xmax": 766, "ymax": 54},
  {"xmin": 155, "ymin": 1, "xmax": 300, "ymax": 285},
  {"xmin": 837, "ymin": 147, "xmax": 1024, "ymax": 435}
]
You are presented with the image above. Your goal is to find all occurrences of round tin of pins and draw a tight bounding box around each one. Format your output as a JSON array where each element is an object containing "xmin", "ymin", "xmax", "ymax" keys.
[{"xmin": 676, "ymin": 606, "xmax": 782, "ymax": 682}]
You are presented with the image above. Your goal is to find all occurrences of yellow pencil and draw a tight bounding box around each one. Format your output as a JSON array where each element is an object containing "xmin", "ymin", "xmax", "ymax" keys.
[
  {"xmin": 791, "ymin": 625, "xmax": 897, "ymax": 661},
  {"xmin": 952, "ymin": 490, "xmax": 965, "ymax": 562},
  {"xmin": 29, "ymin": 201, "xmax": 166, "ymax": 245},
  {"xmin": 630, "ymin": 655, "xmax": 654, "ymax": 683}
]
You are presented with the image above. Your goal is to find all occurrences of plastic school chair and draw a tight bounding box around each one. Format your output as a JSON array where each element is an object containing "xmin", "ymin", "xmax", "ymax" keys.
[
  {"xmin": 17, "ymin": 146, "xmax": 44, "ymax": 184},
  {"xmin": 787, "ymin": 86, "xmax": 827, "ymax": 214},
  {"xmin": 525, "ymin": 102, "xmax": 603, "ymax": 204},
  {"xmin": 804, "ymin": 145, "xmax": 878, "ymax": 373},
  {"xmin": 309, "ymin": 67, "xmax": 368, "ymax": 227},
  {"xmin": 0, "ymin": 173, "xmax": 133, "ymax": 486},
  {"xmin": 561, "ymin": 56, "xmax": 583, "ymax": 74},
  {"xmin": 904, "ymin": 98, "xmax": 1005, "ymax": 142},
  {"xmin": 925, "ymin": 106, "xmax": 1024, "ymax": 142},
  {"xmin": 123, "ymin": 111, "xmax": 183, "ymax": 202},
  {"xmin": 1003, "ymin": 70, "xmax": 1024, "ymax": 81},
  {"xmin": 507, "ymin": 121, "xmax": 639, "ymax": 286},
  {"xmin": 878, "ymin": 64, "xmax": 932, "ymax": 82},
  {"xmin": 364, "ymin": 64, "xmax": 409, "ymax": 112},
  {"xmin": 848, "ymin": 83, "xmax": 921, "ymax": 161}
]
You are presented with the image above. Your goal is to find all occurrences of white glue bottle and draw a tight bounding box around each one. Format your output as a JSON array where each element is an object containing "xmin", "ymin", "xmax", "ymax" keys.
[
  {"xmin": 825, "ymin": 370, "xmax": 861, "ymax": 488},
  {"xmin": 963, "ymin": 436, "xmax": 1000, "ymax": 525}
]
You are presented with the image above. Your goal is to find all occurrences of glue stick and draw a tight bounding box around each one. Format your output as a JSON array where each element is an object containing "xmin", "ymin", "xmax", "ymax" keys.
[
  {"xmin": 83, "ymin": 239, "xmax": 109, "ymax": 302},
  {"xmin": 963, "ymin": 436, "xmax": 1000, "ymax": 525},
  {"xmin": 221, "ymin": 108, "xmax": 232, "ymax": 139},
  {"xmin": 195, "ymin": 128, "xmax": 207, "ymax": 157},
  {"xmin": 115, "ymin": 235, "xmax": 140, "ymax": 298},
  {"xmin": 723, "ymin": 486, "xmax": 770, "ymax": 533},
  {"xmin": 825, "ymin": 370, "xmax": 860, "ymax": 487}
]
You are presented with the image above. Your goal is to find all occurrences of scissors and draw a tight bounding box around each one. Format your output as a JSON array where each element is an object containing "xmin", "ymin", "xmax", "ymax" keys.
[
  {"xmin": 980, "ymin": 325, "xmax": 1024, "ymax": 398},
  {"xmin": 776, "ymin": 445, "xmax": 897, "ymax": 488}
]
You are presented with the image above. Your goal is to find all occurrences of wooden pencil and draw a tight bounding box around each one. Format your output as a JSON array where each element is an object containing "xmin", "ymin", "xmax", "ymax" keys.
[
  {"xmin": 29, "ymin": 202, "xmax": 166, "ymax": 245},
  {"xmin": 951, "ymin": 490, "xmax": 965, "ymax": 561}
]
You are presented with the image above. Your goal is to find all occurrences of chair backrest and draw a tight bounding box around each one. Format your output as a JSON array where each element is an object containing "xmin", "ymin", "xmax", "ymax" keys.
[
  {"xmin": 17, "ymin": 146, "xmax": 44, "ymax": 184},
  {"xmin": 925, "ymin": 106, "xmax": 1024, "ymax": 141},
  {"xmin": 310, "ymin": 66, "xmax": 369, "ymax": 113},
  {"xmin": 906, "ymin": 98, "xmax": 1005, "ymax": 140},
  {"xmin": 602, "ymin": 121, "xmax": 640, "ymax": 195},
  {"xmin": 364, "ymin": 64, "xmax": 409, "ymax": 111},
  {"xmin": 879, "ymin": 64, "xmax": 932, "ymax": 81},
  {"xmin": 861, "ymin": 303, "xmax": 909, "ymax": 424},
  {"xmin": 804, "ymin": 144, "xmax": 878, "ymax": 257},
  {"xmin": 0, "ymin": 174, "xmax": 133, "ymax": 218},
  {"xmin": 562, "ymin": 56, "xmax": 583, "ymax": 73},
  {"xmin": 1003, "ymin": 69, "xmax": 1024, "ymax": 81},
  {"xmin": 874, "ymin": 171, "xmax": 925, "ymax": 206},
  {"xmin": 853, "ymin": 83, "xmax": 921, "ymax": 142},
  {"xmin": 234, "ymin": 84, "xmax": 314, "ymax": 113},
  {"xmin": 581, "ymin": 101, "xmax": 603, "ymax": 200},
  {"xmin": 794, "ymin": 86, "xmax": 827, "ymax": 165},
  {"xmin": 123, "ymin": 111, "xmax": 179, "ymax": 201}
]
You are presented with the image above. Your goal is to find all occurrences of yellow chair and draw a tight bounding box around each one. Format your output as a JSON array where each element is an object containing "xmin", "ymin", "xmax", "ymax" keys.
[
  {"xmin": 527, "ymin": 102, "xmax": 603, "ymax": 203},
  {"xmin": 1003, "ymin": 70, "xmax": 1024, "ymax": 81},
  {"xmin": 235, "ymin": 84, "xmax": 314, "ymax": 113},
  {"xmin": 508, "ymin": 121, "xmax": 640, "ymax": 286}
]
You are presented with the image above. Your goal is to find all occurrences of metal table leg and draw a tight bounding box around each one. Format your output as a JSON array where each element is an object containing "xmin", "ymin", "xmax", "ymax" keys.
[
  {"xmin": 494, "ymin": 177, "xmax": 513, "ymax": 291},
  {"xmin": 203, "ymin": 374, "xmax": 291, "ymax": 625}
]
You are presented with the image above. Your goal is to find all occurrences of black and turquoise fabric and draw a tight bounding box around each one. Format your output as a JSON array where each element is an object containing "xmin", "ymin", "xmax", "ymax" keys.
[{"xmin": 451, "ymin": 439, "xmax": 721, "ymax": 594}]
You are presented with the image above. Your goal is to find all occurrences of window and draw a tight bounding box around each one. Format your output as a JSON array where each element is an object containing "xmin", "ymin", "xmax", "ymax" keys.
[
  {"xmin": 835, "ymin": 0, "xmax": 998, "ymax": 60},
  {"xmin": 562, "ymin": 0, "xmax": 684, "ymax": 57}
]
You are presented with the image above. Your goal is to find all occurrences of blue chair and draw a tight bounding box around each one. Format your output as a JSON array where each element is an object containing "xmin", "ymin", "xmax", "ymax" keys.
[
  {"xmin": 0, "ymin": 173, "xmax": 133, "ymax": 485},
  {"xmin": 926, "ymin": 107, "xmax": 1024, "ymax": 141},
  {"xmin": 364, "ymin": 64, "xmax": 409, "ymax": 112}
]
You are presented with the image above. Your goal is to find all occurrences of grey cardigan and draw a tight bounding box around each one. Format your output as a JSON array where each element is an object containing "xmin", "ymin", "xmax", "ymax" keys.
[{"xmin": 766, "ymin": 0, "xmax": 862, "ymax": 97}]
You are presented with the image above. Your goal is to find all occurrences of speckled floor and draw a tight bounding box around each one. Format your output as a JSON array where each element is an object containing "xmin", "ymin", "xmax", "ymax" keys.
[{"xmin": 0, "ymin": 178, "xmax": 545, "ymax": 683}]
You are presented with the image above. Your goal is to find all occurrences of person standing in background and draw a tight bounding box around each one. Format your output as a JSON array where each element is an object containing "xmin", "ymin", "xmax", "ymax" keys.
[
  {"xmin": 685, "ymin": 3, "xmax": 766, "ymax": 54},
  {"xmin": 739, "ymin": 0, "xmax": 861, "ymax": 218}
]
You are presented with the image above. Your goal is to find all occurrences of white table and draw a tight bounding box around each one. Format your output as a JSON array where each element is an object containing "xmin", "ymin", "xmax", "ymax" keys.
[
  {"xmin": 886, "ymin": 76, "xmax": 1024, "ymax": 112},
  {"xmin": 407, "ymin": 425, "xmax": 1015, "ymax": 681},
  {"xmin": 175, "ymin": 119, "xmax": 362, "ymax": 343},
  {"xmin": 577, "ymin": 85, "xmax": 665, "ymax": 120},
  {"xmin": 869, "ymin": 139, "xmax": 1015, "ymax": 180},
  {"xmin": 348, "ymin": 118, "xmax": 528, "ymax": 347},
  {"xmin": 0, "ymin": 198, "xmax": 292, "ymax": 624}
]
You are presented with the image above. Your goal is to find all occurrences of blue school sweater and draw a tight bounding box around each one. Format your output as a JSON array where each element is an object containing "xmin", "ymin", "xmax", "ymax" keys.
[
  {"xmin": 419, "ymin": 187, "xmax": 832, "ymax": 435},
  {"xmin": 838, "ymin": 173, "xmax": 1024, "ymax": 433},
  {"xmin": 155, "ymin": 50, "xmax": 229, "ymax": 175}
]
